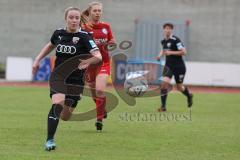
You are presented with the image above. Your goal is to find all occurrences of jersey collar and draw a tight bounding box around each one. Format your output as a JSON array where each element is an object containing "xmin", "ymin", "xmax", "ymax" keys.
[{"xmin": 164, "ymin": 34, "xmax": 174, "ymax": 40}]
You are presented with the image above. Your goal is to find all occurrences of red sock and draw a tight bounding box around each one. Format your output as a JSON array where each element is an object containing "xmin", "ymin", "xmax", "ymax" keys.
[{"xmin": 96, "ymin": 97, "xmax": 106, "ymax": 121}]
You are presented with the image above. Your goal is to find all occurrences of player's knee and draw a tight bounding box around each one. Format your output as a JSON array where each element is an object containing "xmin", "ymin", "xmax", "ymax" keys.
[
  {"xmin": 96, "ymin": 90, "xmax": 105, "ymax": 97},
  {"xmin": 52, "ymin": 94, "xmax": 65, "ymax": 105},
  {"xmin": 176, "ymin": 84, "xmax": 184, "ymax": 91},
  {"xmin": 162, "ymin": 77, "xmax": 171, "ymax": 83},
  {"xmin": 87, "ymin": 82, "xmax": 95, "ymax": 88},
  {"xmin": 160, "ymin": 82, "xmax": 169, "ymax": 90},
  {"xmin": 96, "ymin": 87, "xmax": 105, "ymax": 97},
  {"xmin": 52, "ymin": 99, "xmax": 64, "ymax": 105}
]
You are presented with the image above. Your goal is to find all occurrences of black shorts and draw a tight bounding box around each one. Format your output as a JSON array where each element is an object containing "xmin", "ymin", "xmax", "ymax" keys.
[
  {"xmin": 50, "ymin": 90, "xmax": 82, "ymax": 108},
  {"xmin": 163, "ymin": 65, "xmax": 186, "ymax": 84},
  {"xmin": 50, "ymin": 70, "xmax": 85, "ymax": 108}
]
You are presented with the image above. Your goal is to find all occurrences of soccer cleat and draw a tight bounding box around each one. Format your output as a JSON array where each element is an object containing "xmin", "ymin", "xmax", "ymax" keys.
[
  {"xmin": 95, "ymin": 121, "xmax": 103, "ymax": 131},
  {"xmin": 45, "ymin": 139, "xmax": 56, "ymax": 151},
  {"xmin": 187, "ymin": 94, "xmax": 193, "ymax": 108},
  {"xmin": 157, "ymin": 107, "xmax": 166, "ymax": 112}
]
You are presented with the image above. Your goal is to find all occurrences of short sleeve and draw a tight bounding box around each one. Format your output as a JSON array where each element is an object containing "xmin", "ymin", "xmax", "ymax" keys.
[
  {"xmin": 160, "ymin": 40, "xmax": 164, "ymax": 50},
  {"xmin": 107, "ymin": 24, "xmax": 114, "ymax": 41},
  {"xmin": 50, "ymin": 30, "xmax": 58, "ymax": 45},
  {"xmin": 175, "ymin": 38, "xmax": 185, "ymax": 50},
  {"xmin": 83, "ymin": 34, "xmax": 99, "ymax": 53}
]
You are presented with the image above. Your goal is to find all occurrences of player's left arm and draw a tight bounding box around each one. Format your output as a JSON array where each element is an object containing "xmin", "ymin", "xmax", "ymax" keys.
[
  {"xmin": 78, "ymin": 35, "xmax": 102, "ymax": 70},
  {"xmin": 165, "ymin": 48, "xmax": 187, "ymax": 56},
  {"xmin": 107, "ymin": 24, "xmax": 116, "ymax": 45},
  {"xmin": 78, "ymin": 49, "xmax": 102, "ymax": 70}
]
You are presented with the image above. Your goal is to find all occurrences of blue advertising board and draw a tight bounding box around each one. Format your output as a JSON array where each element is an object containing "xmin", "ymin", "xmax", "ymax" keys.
[{"xmin": 33, "ymin": 57, "xmax": 51, "ymax": 81}]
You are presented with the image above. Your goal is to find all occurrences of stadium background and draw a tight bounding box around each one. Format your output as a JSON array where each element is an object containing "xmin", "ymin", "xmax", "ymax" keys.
[{"xmin": 0, "ymin": 0, "xmax": 240, "ymax": 64}]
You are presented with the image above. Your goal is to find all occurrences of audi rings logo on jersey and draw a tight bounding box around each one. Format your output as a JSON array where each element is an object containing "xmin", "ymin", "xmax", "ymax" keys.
[{"xmin": 56, "ymin": 44, "xmax": 76, "ymax": 54}]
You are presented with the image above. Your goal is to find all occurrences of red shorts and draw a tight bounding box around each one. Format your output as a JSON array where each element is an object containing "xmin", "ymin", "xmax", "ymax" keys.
[{"xmin": 85, "ymin": 63, "xmax": 110, "ymax": 83}]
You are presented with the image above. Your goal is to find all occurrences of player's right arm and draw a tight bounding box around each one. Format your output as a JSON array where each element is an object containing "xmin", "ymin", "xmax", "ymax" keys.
[
  {"xmin": 156, "ymin": 41, "xmax": 164, "ymax": 61},
  {"xmin": 156, "ymin": 50, "xmax": 163, "ymax": 61},
  {"xmin": 32, "ymin": 42, "xmax": 55, "ymax": 75}
]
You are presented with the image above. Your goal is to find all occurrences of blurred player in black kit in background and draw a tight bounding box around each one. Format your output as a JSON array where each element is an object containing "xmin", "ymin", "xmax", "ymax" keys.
[{"xmin": 156, "ymin": 23, "xmax": 193, "ymax": 112}]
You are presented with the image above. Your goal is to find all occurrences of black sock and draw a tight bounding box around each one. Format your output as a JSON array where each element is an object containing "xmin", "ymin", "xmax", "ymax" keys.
[
  {"xmin": 182, "ymin": 87, "xmax": 191, "ymax": 98},
  {"xmin": 161, "ymin": 89, "xmax": 168, "ymax": 108},
  {"xmin": 47, "ymin": 104, "xmax": 63, "ymax": 141},
  {"xmin": 97, "ymin": 119, "xmax": 103, "ymax": 122}
]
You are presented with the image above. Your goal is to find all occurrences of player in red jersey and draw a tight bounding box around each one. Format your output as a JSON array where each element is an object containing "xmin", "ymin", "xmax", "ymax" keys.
[{"xmin": 80, "ymin": 2, "xmax": 116, "ymax": 131}]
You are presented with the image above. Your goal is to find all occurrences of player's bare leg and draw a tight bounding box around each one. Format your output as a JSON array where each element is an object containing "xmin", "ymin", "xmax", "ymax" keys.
[
  {"xmin": 176, "ymin": 83, "xmax": 193, "ymax": 107},
  {"xmin": 158, "ymin": 77, "xmax": 171, "ymax": 112},
  {"xmin": 60, "ymin": 105, "xmax": 75, "ymax": 121}
]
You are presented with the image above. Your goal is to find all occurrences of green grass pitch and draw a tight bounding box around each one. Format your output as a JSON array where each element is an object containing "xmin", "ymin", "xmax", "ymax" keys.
[{"xmin": 0, "ymin": 86, "xmax": 239, "ymax": 160}]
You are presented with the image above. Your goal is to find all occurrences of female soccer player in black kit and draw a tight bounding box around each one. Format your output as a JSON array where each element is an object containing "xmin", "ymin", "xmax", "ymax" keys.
[
  {"xmin": 32, "ymin": 7, "xmax": 102, "ymax": 151},
  {"xmin": 156, "ymin": 23, "xmax": 193, "ymax": 112}
]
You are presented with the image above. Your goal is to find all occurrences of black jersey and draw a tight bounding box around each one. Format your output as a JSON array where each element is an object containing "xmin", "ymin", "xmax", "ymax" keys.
[
  {"xmin": 50, "ymin": 28, "xmax": 98, "ymax": 67},
  {"xmin": 161, "ymin": 35, "xmax": 185, "ymax": 67},
  {"xmin": 49, "ymin": 27, "xmax": 99, "ymax": 92}
]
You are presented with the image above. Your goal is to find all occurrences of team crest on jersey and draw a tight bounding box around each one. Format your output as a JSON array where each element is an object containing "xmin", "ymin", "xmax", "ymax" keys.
[
  {"xmin": 102, "ymin": 28, "xmax": 108, "ymax": 35},
  {"xmin": 72, "ymin": 37, "xmax": 80, "ymax": 44},
  {"xmin": 167, "ymin": 42, "xmax": 171, "ymax": 48}
]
